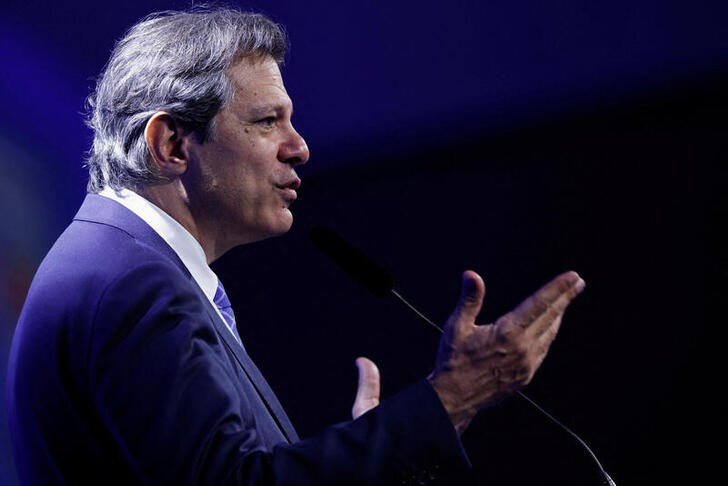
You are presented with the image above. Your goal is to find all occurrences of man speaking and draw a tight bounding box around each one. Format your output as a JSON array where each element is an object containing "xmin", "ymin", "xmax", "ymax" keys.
[{"xmin": 6, "ymin": 7, "xmax": 585, "ymax": 484}]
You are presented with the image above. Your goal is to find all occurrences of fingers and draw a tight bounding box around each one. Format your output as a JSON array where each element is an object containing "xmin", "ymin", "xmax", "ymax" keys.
[
  {"xmin": 450, "ymin": 270, "xmax": 486, "ymax": 329},
  {"xmin": 506, "ymin": 271, "xmax": 585, "ymax": 337},
  {"xmin": 351, "ymin": 357, "xmax": 380, "ymax": 419},
  {"xmin": 429, "ymin": 270, "xmax": 584, "ymax": 435}
]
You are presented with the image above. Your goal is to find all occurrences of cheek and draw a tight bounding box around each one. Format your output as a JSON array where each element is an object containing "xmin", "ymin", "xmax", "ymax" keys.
[
  {"xmin": 239, "ymin": 153, "xmax": 276, "ymax": 187},
  {"xmin": 231, "ymin": 167, "xmax": 276, "ymax": 215}
]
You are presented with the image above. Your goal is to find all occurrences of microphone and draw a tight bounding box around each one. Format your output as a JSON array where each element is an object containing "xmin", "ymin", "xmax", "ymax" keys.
[
  {"xmin": 309, "ymin": 225, "xmax": 617, "ymax": 486},
  {"xmin": 309, "ymin": 226, "xmax": 393, "ymax": 297},
  {"xmin": 309, "ymin": 225, "xmax": 443, "ymax": 333}
]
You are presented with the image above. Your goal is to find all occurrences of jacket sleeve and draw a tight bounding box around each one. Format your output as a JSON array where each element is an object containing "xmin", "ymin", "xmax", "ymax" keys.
[{"xmin": 87, "ymin": 260, "xmax": 471, "ymax": 485}]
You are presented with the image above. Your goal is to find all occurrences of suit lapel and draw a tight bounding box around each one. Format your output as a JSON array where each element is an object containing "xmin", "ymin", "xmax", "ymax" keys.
[
  {"xmin": 201, "ymin": 304, "xmax": 299, "ymax": 443},
  {"xmin": 74, "ymin": 194, "xmax": 299, "ymax": 443}
]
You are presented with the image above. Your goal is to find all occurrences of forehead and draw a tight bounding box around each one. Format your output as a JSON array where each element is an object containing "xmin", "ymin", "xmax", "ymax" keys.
[{"xmin": 227, "ymin": 55, "xmax": 291, "ymax": 112}]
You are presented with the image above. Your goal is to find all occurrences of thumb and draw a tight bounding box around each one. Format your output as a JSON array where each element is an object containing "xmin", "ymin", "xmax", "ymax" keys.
[
  {"xmin": 450, "ymin": 270, "xmax": 485, "ymax": 327},
  {"xmin": 351, "ymin": 357, "xmax": 380, "ymax": 419}
]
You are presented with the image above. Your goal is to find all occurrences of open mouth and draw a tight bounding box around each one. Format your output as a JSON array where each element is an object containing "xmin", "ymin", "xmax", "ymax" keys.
[{"xmin": 275, "ymin": 177, "xmax": 301, "ymax": 202}]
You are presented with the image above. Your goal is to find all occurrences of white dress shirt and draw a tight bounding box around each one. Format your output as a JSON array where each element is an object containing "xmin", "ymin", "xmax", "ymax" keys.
[{"xmin": 98, "ymin": 187, "xmax": 235, "ymax": 338}]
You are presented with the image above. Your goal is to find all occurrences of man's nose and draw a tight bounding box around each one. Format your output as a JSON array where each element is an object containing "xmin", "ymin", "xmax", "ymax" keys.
[{"xmin": 280, "ymin": 126, "xmax": 310, "ymax": 166}]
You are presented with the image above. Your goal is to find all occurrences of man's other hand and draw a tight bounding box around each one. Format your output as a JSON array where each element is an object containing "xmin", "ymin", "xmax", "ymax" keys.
[{"xmin": 352, "ymin": 357, "xmax": 380, "ymax": 419}]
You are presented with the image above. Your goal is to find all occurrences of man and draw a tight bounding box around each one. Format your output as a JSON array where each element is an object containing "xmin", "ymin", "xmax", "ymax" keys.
[{"xmin": 6, "ymin": 7, "xmax": 585, "ymax": 485}]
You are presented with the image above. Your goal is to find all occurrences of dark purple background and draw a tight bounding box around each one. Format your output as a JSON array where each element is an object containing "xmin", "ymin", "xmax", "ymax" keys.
[{"xmin": 2, "ymin": 1, "xmax": 725, "ymax": 484}]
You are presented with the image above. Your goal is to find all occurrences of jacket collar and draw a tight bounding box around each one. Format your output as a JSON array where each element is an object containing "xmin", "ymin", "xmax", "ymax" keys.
[{"xmin": 73, "ymin": 193, "xmax": 190, "ymax": 279}]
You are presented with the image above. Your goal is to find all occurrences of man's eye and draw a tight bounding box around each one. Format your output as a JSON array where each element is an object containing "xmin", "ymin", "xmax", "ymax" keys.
[{"xmin": 257, "ymin": 116, "xmax": 276, "ymax": 127}]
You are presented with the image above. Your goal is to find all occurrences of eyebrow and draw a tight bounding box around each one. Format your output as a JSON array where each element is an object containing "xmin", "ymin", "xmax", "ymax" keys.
[{"xmin": 247, "ymin": 102, "xmax": 293, "ymax": 119}]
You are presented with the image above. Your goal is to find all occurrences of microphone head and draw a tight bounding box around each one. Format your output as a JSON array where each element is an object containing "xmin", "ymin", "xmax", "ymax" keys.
[{"xmin": 309, "ymin": 226, "xmax": 394, "ymax": 297}]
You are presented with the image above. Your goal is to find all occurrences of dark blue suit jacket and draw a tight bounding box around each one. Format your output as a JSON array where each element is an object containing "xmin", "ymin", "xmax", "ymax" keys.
[{"xmin": 6, "ymin": 194, "xmax": 469, "ymax": 485}]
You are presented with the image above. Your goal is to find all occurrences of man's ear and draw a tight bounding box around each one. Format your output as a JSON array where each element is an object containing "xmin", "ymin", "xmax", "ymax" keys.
[{"xmin": 144, "ymin": 112, "xmax": 194, "ymax": 178}]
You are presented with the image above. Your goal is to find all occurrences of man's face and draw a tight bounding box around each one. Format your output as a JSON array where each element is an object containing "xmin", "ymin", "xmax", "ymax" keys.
[{"xmin": 185, "ymin": 55, "xmax": 309, "ymax": 250}]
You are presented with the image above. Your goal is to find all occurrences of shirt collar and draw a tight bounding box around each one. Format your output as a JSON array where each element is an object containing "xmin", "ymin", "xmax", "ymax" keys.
[{"xmin": 98, "ymin": 187, "xmax": 218, "ymax": 301}]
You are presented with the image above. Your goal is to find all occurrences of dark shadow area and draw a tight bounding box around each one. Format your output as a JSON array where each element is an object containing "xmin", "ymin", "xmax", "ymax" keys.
[{"xmin": 213, "ymin": 71, "xmax": 725, "ymax": 485}]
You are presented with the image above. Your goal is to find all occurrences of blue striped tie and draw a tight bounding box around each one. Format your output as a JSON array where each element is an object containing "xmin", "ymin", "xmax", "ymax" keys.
[{"xmin": 213, "ymin": 279, "xmax": 243, "ymax": 345}]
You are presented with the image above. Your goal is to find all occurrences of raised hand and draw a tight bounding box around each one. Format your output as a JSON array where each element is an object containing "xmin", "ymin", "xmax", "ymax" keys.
[{"xmin": 429, "ymin": 270, "xmax": 585, "ymax": 434}]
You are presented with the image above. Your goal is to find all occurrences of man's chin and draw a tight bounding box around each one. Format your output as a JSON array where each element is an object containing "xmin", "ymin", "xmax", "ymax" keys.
[
  {"xmin": 274, "ymin": 209, "xmax": 294, "ymax": 235},
  {"xmin": 253, "ymin": 213, "xmax": 294, "ymax": 241}
]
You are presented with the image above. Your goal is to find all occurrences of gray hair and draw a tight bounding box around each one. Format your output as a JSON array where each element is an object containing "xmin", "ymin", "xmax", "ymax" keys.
[{"xmin": 84, "ymin": 7, "xmax": 288, "ymax": 192}]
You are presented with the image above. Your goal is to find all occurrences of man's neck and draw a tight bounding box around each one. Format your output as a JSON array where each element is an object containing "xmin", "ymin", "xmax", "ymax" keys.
[{"xmin": 136, "ymin": 182, "xmax": 218, "ymax": 264}]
